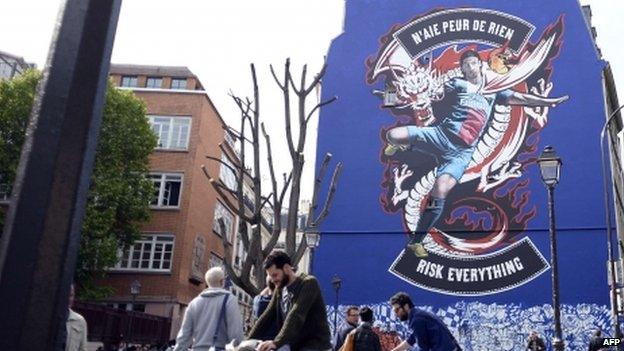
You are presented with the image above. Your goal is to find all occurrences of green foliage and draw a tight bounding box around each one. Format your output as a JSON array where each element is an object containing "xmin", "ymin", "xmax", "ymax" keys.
[
  {"xmin": 0, "ymin": 70, "xmax": 40, "ymax": 205},
  {"xmin": 0, "ymin": 72, "xmax": 157, "ymax": 299}
]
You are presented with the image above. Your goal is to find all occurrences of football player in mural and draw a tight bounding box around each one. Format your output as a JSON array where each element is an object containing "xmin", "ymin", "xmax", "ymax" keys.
[{"xmin": 384, "ymin": 50, "xmax": 568, "ymax": 257}]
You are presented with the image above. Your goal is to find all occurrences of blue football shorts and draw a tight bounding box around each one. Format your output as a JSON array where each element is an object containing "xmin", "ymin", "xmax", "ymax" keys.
[{"xmin": 406, "ymin": 125, "xmax": 474, "ymax": 182}]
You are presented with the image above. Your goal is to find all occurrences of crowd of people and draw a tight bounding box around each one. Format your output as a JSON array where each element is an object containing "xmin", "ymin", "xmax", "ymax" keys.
[
  {"xmin": 65, "ymin": 251, "xmax": 612, "ymax": 351},
  {"xmin": 169, "ymin": 250, "xmax": 463, "ymax": 351}
]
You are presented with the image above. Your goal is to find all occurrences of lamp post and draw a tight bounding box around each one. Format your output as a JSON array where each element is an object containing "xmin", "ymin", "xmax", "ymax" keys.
[
  {"xmin": 372, "ymin": 83, "xmax": 398, "ymax": 108},
  {"xmin": 537, "ymin": 146, "xmax": 564, "ymax": 351},
  {"xmin": 331, "ymin": 275, "xmax": 342, "ymax": 334},
  {"xmin": 128, "ymin": 280, "xmax": 141, "ymax": 345},
  {"xmin": 601, "ymin": 104, "xmax": 624, "ymax": 344},
  {"xmin": 305, "ymin": 230, "xmax": 321, "ymax": 274}
]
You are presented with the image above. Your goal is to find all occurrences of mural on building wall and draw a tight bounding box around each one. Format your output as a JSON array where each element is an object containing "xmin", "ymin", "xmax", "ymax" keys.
[
  {"xmin": 327, "ymin": 302, "xmax": 612, "ymax": 351},
  {"xmin": 367, "ymin": 8, "xmax": 569, "ymax": 295}
]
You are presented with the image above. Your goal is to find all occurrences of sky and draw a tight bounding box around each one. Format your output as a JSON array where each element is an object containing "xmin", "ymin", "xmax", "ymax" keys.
[{"xmin": 0, "ymin": 0, "xmax": 622, "ymax": 201}]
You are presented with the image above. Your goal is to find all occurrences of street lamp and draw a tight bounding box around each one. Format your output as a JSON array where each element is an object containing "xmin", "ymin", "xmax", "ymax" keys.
[
  {"xmin": 537, "ymin": 145, "xmax": 564, "ymax": 351},
  {"xmin": 305, "ymin": 230, "xmax": 321, "ymax": 274},
  {"xmin": 372, "ymin": 83, "xmax": 399, "ymax": 108},
  {"xmin": 601, "ymin": 104, "xmax": 624, "ymax": 345},
  {"xmin": 331, "ymin": 275, "xmax": 342, "ymax": 334},
  {"xmin": 131, "ymin": 279, "xmax": 141, "ymax": 307},
  {"xmin": 128, "ymin": 280, "xmax": 141, "ymax": 345}
]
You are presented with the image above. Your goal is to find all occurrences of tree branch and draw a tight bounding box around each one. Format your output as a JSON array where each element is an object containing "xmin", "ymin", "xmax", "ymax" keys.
[
  {"xmin": 292, "ymin": 234, "xmax": 308, "ymax": 267},
  {"xmin": 299, "ymin": 64, "xmax": 308, "ymax": 94},
  {"xmin": 270, "ymin": 63, "xmax": 285, "ymax": 90},
  {"xmin": 205, "ymin": 154, "xmax": 249, "ymax": 181},
  {"xmin": 262, "ymin": 222, "xmax": 283, "ymax": 258},
  {"xmin": 261, "ymin": 122, "xmax": 279, "ymax": 204},
  {"xmin": 229, "ymin": 92, "xmax": 252, "ymax": 120},
  {"xmin": 307, "ymin": 153, "xmax": 332, "ymax": 228},
  {"xmin": 276, "ymin": 60, "xmax": 296, "ymax": 158},
  {"xmin": 260, "ymin": 193, "xmax": 273, "ymax": 210},
  {"xmin": 305, "ymin": 61, "xmax": 328, "ymax": 95},
  {"xmin": 218, "ymin": 219, "xmax": 258, "ymax": 295},
  {"xmin": 201, "ymin": 165, "xmax": 255, "ymax": 223},
  {"xmin": 279, "ymin": 172, "xmax": 293, "ymax": 205},
  {"xmin": 312, "ymin": 162, "xmax": 343, "ymax": 227},
  {"xmin": 305, "ymin": 96, "xmax": 338, "ymax": 124},
  {"xmin": 222, "ymin": 125, "xmax": 253, "ymax": 145}
]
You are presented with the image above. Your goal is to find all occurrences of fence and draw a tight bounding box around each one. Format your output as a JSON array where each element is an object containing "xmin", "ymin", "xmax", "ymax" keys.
[{"xmin": 73, "ymin": 302, "xmax": 171, "ymax": 346}]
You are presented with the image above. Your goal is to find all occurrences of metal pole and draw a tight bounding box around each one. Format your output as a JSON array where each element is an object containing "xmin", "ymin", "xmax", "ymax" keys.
[
  {"xmin": 333, "ymin": 288, "xmax": 339, "ymax": 333},
  {"xmin": 547, "ymin": 186, "xmax": 564, "ymax": 351},
  {"xmin": 0, "ymin": 1, "xmax": 121, "ymax": 350},
  {"xmin": 601, "ymin": 104, "xmax": 624, "ymax": 343},
  {"xmin": 309, "ymin": 247, "xmax": 315, "ymax": 274},
  {"xmin": 128, "ymin": 295, "xmax": 136, "ymax": 346}
]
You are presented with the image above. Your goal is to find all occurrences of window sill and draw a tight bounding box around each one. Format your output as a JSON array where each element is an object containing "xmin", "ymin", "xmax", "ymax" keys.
[
  {"xmin": 150, "ymin": 206, "xmax": 181, "ymax": 211},
  {"xmin": 154, "ymin": 148, "xmax": 189, "ymax": 153},
  {"xmin": 107, "ymin": 270, "xmax": 172, "ymax": 275}
]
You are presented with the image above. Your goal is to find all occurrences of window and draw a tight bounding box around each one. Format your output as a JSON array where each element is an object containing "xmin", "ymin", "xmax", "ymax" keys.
[
  {"xmin": 149, "ymin": 173, "xmax": 183, "ymax": 208},
  {"xmin": 113, "ymin": 235, "xmax": 174, "ymax": 272},
  {"xmin": 146, "ymin": 76, "xmax": 163, "ymax": 88},
  {"xmin": 121, "ymin": 75, "xmax": 138, "ymax": 87},
  {"xmin": 219, "ymin": 154, "xmax": 237, "ymax": 190},
  {"xmin": 149, "ymin": 116, "xmax": 191, "ymax": 150},
  {"xmin": 171, "ymin": 78, "xmax": 187, "ymax": 89},
  {"xmin": 619, "ymin": 130, "xmax": 624, "ymax": 169},
  {"xmin": 131, "ymin": 304, "xmax": 146, "ymax": 312},
  {"xmin": 0, "ymin": 61, "xmax": 14, "ymax": 79},
  {"xmin": 213, "ymin": 202, "xmax": 234, "ymax": 242},
  {"xmin": 224, "ymin": 131, "xmax": 236, "ymax": 148},
  {"xmin": 0, "ymin": 183, "xmax": 10, "ymax": 201},
  {"xmin": 210, "ymin": 252, "xmax": 223, "ymax": 268},
  {"xmin": 234, "ymin": 229, "xmax": 247, "ymax": 268}
]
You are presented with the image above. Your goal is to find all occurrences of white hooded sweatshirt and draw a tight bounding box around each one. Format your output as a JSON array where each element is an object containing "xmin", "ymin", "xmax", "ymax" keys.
[{"xmin": 174, "ymin": 288, "xmax": 244, "ymax": 351}]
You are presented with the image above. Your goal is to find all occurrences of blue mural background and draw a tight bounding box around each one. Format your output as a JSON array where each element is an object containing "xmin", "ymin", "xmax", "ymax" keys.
[{"xmin": 314, "ymin": 0, "xmax": 612, "ymax": 349}]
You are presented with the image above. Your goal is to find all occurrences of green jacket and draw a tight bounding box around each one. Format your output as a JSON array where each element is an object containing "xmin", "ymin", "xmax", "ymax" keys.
[{"xmin": 249, "ymin": 273, "xmax": 331, "ymax": 350}]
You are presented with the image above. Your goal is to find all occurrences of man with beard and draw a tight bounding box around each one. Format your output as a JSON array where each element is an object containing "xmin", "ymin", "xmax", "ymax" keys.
[
  {"xmin": 525, "ymin": 330, "xmax": 545, "ymax": 351},
  {"xmin": 389, "ymin": 292, "xmax": 461, "ymax": 351},
  {"xmin": 249, "ymin": 251, "xmax": 332, "ymax": 351},
  {"xmin": 333, "ymin": 306, "xmax": 359, "ymax": 351}
]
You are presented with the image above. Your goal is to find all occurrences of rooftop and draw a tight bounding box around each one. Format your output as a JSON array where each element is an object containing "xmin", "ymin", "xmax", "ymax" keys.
[{"xmin": 110, "ymin": 64, "xmax": 195, "ymax": 78}]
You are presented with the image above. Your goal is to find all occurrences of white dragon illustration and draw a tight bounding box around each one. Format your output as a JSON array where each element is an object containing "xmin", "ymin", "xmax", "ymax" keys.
[{"xmin": 374, "ymin": 33, "xmax": 560, "ymax": 255}]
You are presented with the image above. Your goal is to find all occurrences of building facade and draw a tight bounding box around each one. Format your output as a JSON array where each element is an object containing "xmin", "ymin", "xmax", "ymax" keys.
[
  {"xmin": 313, "ymin": 1, "xmax": 622, "ymax": 350},
  {"xmin": 0, "ymin": 50, "xmax": 34, "ymax": 81},
  {"xmin": 99, "ymin": 64, "xmax": 240, "ymax": 338}
]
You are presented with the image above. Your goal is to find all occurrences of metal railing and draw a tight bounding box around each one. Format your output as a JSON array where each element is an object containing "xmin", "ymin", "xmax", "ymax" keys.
[{"xmin": 73, "ymin": 302, "xmax": 171, "ymax": 345}]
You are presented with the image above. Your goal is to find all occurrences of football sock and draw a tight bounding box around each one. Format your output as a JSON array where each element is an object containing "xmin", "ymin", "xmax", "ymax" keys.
[{"xmin": 409, "ymin": 196, "xmax": 445, "ymax": 244}]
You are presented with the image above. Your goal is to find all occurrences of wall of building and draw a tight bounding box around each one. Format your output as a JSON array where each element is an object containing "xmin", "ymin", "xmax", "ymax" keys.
[
  {"xmin": 98, "ymin": 70, "xmax": 236, "ymax": 339},
  {"xmin": 313, "ymin": 1, "xmax": 613, "ymax": 350}
]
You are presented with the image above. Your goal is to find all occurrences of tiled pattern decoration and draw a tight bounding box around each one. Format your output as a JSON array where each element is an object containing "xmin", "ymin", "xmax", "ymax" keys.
[{"xmin": 327, "ymin": 302, "xmax": 614, "ymax": 351}]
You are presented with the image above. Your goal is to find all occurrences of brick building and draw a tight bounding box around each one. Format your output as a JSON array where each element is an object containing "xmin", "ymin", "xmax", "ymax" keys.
[
  {"xmin": 0, "ymin": 49, "xmax": 35, "ymax": 81},
  {"xmin": 100, "ymin": 64, "xmax": 244, "ymax": 338}
]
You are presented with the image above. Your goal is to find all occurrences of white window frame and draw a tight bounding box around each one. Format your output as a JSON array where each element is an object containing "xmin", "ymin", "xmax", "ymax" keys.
[
  {"xmin": 213, "ymin": 202, "xmax": 234, "ymax": 243},
  {"xmin": 149, "ymin": 172, "xmax": 183, "ymax": 209},
  {"xmin": 219, "ymin": 154, "xmax": 237, "ymax": 190},
  {"xmin": 171, "ymin": 78, "xmax": 187, "ymax": 90},
  {"xmin": 619, "ymin": 129, "xmax": 624, "ymax": 170},
  {"xmin": 148, "ymin": 115, "xmax": 192, "ymax": 151},
  {"xmin": 121, "ymin": 75, "xmax": 138, "ymax": 87},
  {"xmin": 234, "ymin": 220, "xmax": 248, "ymax": 269},
  {"xmin": 146, "ymin": 76, "xmax": 163, "ymax": 88},
  {"xmin": 112, "ymin": 234, "xmax": 175, "ymax": 272},
  {"xmin": 210, "ymin": 252, "xmax": 224, "ymax": 269}
]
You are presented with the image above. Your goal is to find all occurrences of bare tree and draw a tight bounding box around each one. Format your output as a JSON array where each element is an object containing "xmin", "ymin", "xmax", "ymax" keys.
[{"xmin": 202, "ymin": 60, "xmax": 341, "ymax": 296}]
